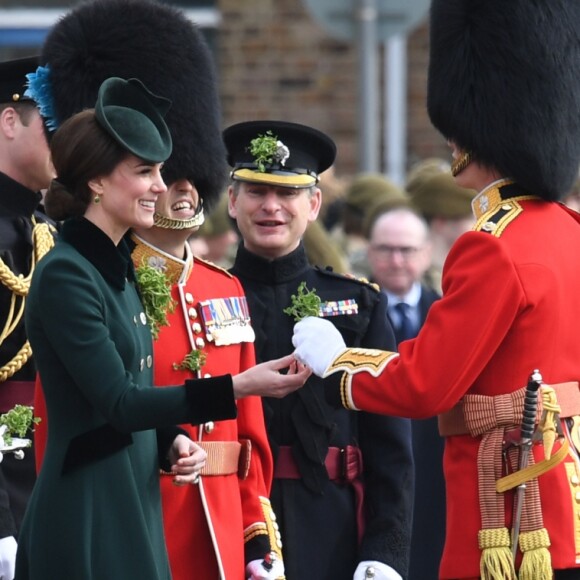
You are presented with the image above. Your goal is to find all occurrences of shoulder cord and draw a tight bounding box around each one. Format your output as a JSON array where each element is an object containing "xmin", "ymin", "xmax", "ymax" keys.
[{"xmin": 0, "ymin": 219, "xmax": 55, "ymax": 381}]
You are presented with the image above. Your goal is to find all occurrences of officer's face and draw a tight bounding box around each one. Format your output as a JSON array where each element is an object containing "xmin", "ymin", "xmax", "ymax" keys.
[{"xmin": 228, "ymin": 182, "xmax": 321, "ymax": 259}]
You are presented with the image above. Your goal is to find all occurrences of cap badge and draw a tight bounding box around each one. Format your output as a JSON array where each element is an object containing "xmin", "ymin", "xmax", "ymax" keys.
[{"xmin": 248, "ymin": 130, "xmax": 290, "ymax": 172}]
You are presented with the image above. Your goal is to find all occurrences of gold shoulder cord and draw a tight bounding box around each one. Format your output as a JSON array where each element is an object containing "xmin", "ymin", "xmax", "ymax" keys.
[{"xmin": 0, "ymin": 219, "xmax": 55, "ymax": 381}]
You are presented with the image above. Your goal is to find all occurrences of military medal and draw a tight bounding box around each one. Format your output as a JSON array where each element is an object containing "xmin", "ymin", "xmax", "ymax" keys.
[{"xmin": 199, "ymin": 296, "xmax": 255, "ymax": 345}]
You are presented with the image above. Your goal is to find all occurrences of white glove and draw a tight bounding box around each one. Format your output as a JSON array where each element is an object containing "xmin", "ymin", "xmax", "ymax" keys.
[
  {"xmin": 353, "ymin": 561, "xmax": 402, "ymax": 580},
  {"xmin": 292, "ymin": 317, "xmax": 346, "ymax": 377},
  {"xmin": 0, "ymin": 536, "xmax": 17, "ymax": 580},
  {"xmin": 246, "ymin": 556, "xmax": 285, "ymax": 579}
]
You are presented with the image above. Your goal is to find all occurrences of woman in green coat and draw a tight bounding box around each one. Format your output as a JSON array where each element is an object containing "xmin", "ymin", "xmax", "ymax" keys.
[{"xmin": 16, "ymin": 77, "xmax": 308, "ymax": 580}]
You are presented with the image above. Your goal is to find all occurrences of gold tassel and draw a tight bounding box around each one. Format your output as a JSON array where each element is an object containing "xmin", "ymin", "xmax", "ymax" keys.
[
  {"xmin": 518, "ymin": 528, "xmax": 552, "ymax": 580},
  {"xmin": 538, "ymin": 386, "xmax": 561, "ymax": 459},
  {"xmin": 478, "ymin": 528, "xmax": 517, "ymax": 580}
]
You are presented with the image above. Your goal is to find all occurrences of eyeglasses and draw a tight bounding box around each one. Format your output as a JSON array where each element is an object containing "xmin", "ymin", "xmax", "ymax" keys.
[{"xmin": 369, "ymin": 245, "xmax": 422, "ymax": 259}]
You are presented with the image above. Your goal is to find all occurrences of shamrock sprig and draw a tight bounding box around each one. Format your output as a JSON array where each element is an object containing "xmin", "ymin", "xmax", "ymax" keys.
[
  {"xmin": 283, "ymin": 281, "xmax": 322, "ymax": 322},
  {"xmin": 173, "ymin": 350, "xmax": 207, "ymax": 373},
  {"xmin": 135, "ymin": 260, "xmax": 176, "ymax": 340},
  {"xmin": 248, "ymin": 131, "xmax": 290, "ymax": 172},
  {"xmin": 0, "ymin": 405, "xmax": 40, "ymax": 446}
]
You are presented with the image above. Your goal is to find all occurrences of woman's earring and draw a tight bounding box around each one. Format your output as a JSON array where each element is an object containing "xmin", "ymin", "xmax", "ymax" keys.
[{"xmin": 94, "ymin": 194, "xmax": 101, "ymax": 204}]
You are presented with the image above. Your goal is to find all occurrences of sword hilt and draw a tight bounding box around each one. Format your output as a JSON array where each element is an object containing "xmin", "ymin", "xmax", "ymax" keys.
[{"xmin": 521, "ymin": 369, "xmax": 542, "ymax": 445}]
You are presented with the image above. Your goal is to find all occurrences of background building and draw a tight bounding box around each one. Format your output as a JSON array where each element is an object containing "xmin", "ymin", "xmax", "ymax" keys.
[{"xmin": 0, "ymin": 0, "xmax": 449, "ymax": 179}]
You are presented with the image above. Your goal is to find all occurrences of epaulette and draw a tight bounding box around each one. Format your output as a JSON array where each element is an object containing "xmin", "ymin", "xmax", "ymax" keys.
[
  {"xmin": 194, "ymin": 256, "xmax": 234, "ymax": 279},
  {"xmin": 473, "ymin": 197, "xmax": 533, "ymax": 238},
  {"xmin": 314, "ymin": 266, "xmax": 380, "ymax": 293}
]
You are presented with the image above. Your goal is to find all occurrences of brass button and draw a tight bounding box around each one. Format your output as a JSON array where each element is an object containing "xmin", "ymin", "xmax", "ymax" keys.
[
  {"xmin": 204, "ymin": 421, "xmax": 215, "ymax": 434},
  {"xmin": 185, "ymin": 293, "xmax": 194, "ymax": 304},
  {"xmin": 195, "ymin": 337, "xmax": 205, "ymax": 348},
  {"xmin": 192, "ymin": 322, "xmax": 202, "ymax": 333},
  {"xmin": 482, "ymin": 222, "xmax": 497, "ymax": 232},
  {"xmin": 203, "ymin": 373, "xmax": 212, "ymax": 378},
  {"xmin": 501, "ymin": 204, "xmax": 512, "ymax": 211},
  {"xmin": 188, "ymin": 307, "xmax": 197, "ymax": 319}
]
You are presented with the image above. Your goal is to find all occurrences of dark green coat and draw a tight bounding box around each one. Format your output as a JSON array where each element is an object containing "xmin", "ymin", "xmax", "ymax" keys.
[{"xmin": 16, "ymin": 218, "xmax": 236, "ymax": 580}]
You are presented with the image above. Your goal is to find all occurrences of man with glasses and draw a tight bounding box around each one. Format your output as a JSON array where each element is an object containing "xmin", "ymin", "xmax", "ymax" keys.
[
  {"xmin": 367, "ymin": 207, "xmax": 443, "ymax": 580},
  {"xmin": 366, "ymin": 207, "xmax": 438, "ymax": 344}
]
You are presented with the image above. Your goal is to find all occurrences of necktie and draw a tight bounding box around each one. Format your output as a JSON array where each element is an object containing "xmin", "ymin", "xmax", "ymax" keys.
[{"xmin": 395, "ymin": 302, "xmax": 415, "ymax": 342}]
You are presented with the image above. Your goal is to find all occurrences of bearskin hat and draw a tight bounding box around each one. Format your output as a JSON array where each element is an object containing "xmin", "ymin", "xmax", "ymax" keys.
[
  {"xmin": 427, "ymin": 0, "xmax": 580, "ymax": 200},
  {"xmin": 40, "ymin": 0, "xmax": 226, "ymax": 209}
]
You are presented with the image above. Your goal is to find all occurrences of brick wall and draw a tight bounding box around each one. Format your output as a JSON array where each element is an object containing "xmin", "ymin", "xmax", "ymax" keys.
[{"xmin": 217, "ymin": 0, "xmax": 449, "ymax": 180}]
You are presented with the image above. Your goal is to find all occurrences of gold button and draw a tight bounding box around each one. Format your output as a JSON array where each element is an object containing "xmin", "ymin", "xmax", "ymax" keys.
[
  {"xmin": 572, "ymin": 475, "xmax": 579, "ymax": 486},
  {"xmin": 188, "ymin": 308, "xmax": 197, "ymax": 319},
  {"xmin": 192, "ymin": 322, "xmax": 202, "ymax": 333},
  {"xmin": 501, "ymin": 204, "xmax": 512, "ymax": 211},
  {"xmin": 185, "ymin": 293, "xmax": 194, "ymax": 304},
  {"xmin": 195, "ymin": 337, "xmax": 205, "ymax": 348},
  {"xmin": 482, "ymin": 222, "xmax": 497, "ymax": 232},
  {"xmin": 140, "ymin": 312, "xmax": 147, "ymax": 325},
  {"xmin": 204, "ymin": 421, "xmax": 215, "ymax": 434},
  {"xmin": 140, "ymin": 359, "xmax": 145, "ymax": 371},
  {"xmin": 12, "ymin": 93, "xmax": 20, "ymax": 102},
  {"xmin": 146, "ymin": 355, "xmax": 153, "ymax": 368}
]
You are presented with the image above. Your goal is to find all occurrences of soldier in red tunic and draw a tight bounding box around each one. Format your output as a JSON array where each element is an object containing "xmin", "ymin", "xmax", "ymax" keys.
[{"xmin": 292, "ymin": 1, "xmax": 580, "ymax": 579}]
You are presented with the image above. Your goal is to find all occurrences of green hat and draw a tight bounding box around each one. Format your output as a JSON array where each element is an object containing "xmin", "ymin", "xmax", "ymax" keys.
[
  {"xmin": 95, "ymin": 77, "xmax": 172, "ymax": 163},
  {"xmin": 405, "ymin": 157, "xmax": 451, "ymax": 197},
  {"xmin": 409, "ymin": 172, "xmax": 476, "ymax": 219},
  {"xmin": 346, "ymin": 173, "xmax": 408, "ymax": 214}
]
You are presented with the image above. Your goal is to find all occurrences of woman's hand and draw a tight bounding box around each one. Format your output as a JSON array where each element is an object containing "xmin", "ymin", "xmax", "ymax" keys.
[
  {"xmin": 167, "ymin": 434, "xmax": 207, "ymax": 486},
  {"xmin": 233, "ymin": 354, "xmax": 311, "ymax": 399}
]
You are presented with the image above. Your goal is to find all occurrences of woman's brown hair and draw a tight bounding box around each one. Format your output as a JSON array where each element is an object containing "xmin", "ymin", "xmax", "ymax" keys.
[{"xmin": 45, "ymin": 109, "xmax": 128, "ymax": 221}]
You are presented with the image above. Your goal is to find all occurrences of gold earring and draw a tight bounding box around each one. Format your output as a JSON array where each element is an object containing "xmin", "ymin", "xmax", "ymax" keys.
[{"xmin": 94, "ymin": 194, "xmax": 101, "ymax": 204}]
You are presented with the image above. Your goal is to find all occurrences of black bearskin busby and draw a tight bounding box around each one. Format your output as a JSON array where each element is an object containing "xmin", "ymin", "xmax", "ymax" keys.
[
  {"xmin": 427, "ymin": 0, "xmax": 580, "ymax": 200},
  {"xmin": 40, "ymin": 0, "xmax": 226, "ymax": 209}
]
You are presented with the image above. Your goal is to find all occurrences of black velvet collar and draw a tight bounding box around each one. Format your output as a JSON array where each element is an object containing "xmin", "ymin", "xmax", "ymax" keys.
[
  {"xmin": 231, "ymin": 242, "xmax": 310, "ymax": 284},
  {"xmin": 59, "ymin": 217, "xmax": 135, "ymax": 291},
  {"xmin": 0, "ymin": 171, "xmax": 43, "ymax": 217}
]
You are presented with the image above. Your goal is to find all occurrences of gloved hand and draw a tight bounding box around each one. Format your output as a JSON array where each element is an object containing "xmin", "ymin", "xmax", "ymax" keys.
[
  {"xmin": 0, "ymin": 536, "xmax": 17, "ymax": 580},
  {"xmin": 292, "ymin": 316, "xmax": 346, "ymax": 377},
  {"xmin": 353, "ymin": 561, "xmax": 402, "ymax": 580},
  {"xmin": 246, "ymin": 555, "xmax": 285, "ymax": 579}
]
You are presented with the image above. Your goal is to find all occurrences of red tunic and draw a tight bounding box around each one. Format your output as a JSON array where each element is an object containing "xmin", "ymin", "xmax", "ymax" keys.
[
  {"xmin": 131, "ymin": 238, "xmax": 275, "ymax": 580},
  {"xmin": 326, "ymin": 182, "xmax": 580, "ymax": 578}
]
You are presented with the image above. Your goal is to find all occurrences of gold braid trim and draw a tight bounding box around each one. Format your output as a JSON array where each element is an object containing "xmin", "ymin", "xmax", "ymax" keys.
[
  {"xmin": 478, "ymin": 527, "xmax": 516, "ymax": 580},
  {"xmin": 0, "ymin": 220, "xmax": 55, "ymax": 381},
  {"xmin": 518, "ymin": 528, "xmax": 552, "ymax": 580}
]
